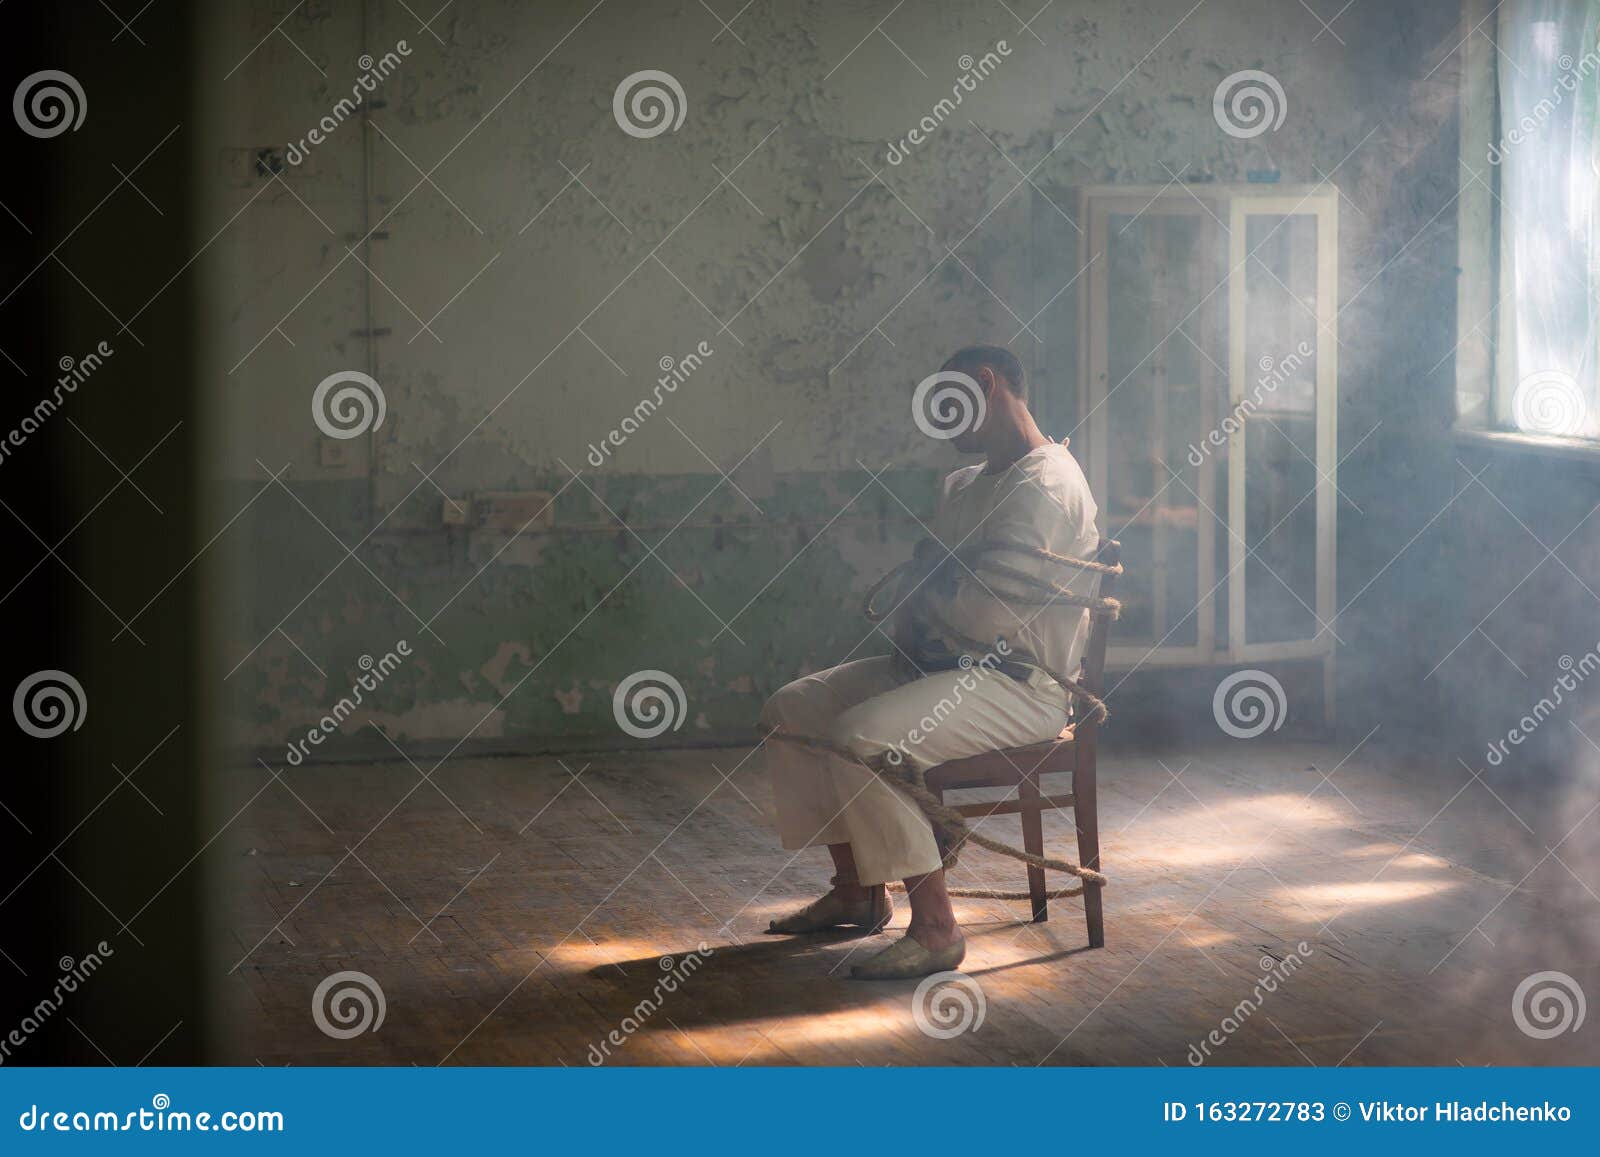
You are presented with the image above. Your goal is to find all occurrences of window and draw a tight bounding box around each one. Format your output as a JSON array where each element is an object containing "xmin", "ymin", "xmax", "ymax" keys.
[{"xmin": 1459, "ymin": 0, "xmax": 1600, "ymax": 443}]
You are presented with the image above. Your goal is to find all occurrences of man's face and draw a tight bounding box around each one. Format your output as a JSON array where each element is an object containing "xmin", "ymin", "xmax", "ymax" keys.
[{"xmin": 947, "ymin": 363, "xmax": 989, "ymax": 454}]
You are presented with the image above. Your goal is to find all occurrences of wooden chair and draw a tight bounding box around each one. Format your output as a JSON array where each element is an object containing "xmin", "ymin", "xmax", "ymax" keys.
[{"xmin": 922, "ymin": 539, "xmax": 1119, "ymax": 947}]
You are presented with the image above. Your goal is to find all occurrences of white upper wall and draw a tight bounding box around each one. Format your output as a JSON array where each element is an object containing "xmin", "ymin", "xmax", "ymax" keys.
[{"xmin": 198, "ymin": 0, "xmax": 1415, "ymax": 484}]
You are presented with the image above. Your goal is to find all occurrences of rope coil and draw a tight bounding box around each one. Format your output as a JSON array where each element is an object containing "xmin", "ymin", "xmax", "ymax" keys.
[{"xmin": 771, "ymin": 539, "xmax": 1121, "ymax": 903}]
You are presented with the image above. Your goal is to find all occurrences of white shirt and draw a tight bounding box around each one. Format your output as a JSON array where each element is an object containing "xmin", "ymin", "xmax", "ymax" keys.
[{"xmin": 923, "ymin": 441, "xmax": 1101, "ymax": 680}]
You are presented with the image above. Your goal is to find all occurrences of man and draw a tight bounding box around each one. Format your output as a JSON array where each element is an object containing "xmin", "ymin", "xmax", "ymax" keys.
[{"xmin": 761, "ymin": 345, "xmax": 1101, "ymax": 979}]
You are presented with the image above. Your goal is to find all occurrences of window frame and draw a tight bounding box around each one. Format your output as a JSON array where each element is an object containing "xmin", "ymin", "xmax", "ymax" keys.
[{"xmin": 1455, "ymin": 0, "xmax": 1600, "ymax": 458}]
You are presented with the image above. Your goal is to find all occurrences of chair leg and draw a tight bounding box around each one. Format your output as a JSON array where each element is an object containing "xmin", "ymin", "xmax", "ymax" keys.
[
  {"xmin": 1017, "ymin": 772, "xmax": 1048, "ymax": 923},
  {"xmin": 1072, "ymin": 742, "xmax": 1105, "ymax": 948}
]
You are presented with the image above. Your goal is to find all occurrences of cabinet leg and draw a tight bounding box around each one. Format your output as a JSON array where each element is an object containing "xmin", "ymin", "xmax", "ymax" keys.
[{"xmin": 1322, "ymin": 651, "xmax": 1336, "ymax": 732}]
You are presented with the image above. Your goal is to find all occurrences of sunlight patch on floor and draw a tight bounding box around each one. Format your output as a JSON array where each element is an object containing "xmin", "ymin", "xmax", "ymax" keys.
[{"xmin": 1276, "ymin": 878, "xmax": 1457, "ymax": 921}]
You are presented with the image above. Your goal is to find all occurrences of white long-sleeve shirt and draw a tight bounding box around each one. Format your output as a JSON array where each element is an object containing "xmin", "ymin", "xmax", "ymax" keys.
[{"xmin": 914, "ymin": 441, "xmax": 1101, "ymax": 680}]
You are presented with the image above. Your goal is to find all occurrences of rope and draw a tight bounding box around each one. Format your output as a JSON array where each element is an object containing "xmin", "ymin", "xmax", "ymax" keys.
[
  {"xmin": 770, "ymin": 732, "xmax": 1106, "ymax": 900},
  {"xmin": 770, "ymin": 539, "xmax": 1122, "ymax": 904}
]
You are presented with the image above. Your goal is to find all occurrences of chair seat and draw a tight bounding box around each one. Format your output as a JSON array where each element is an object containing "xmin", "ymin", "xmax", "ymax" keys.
[{"xmin": 924, "ymin": 725, "xmax": 1075, "ymax": 792}]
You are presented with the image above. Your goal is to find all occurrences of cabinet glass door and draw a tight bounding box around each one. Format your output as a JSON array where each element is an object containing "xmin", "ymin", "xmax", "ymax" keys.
[
  {"xmin": 1086, "ymin": 196, "xmax": 1228, "ymax": 665},
  {"xmin": 1228, "ymin": 197, "xmax": 1337, "ymax": 659},
  {"xmin": 1081, "ymin": 186, "xmax": 1338, "ymax": 670}
]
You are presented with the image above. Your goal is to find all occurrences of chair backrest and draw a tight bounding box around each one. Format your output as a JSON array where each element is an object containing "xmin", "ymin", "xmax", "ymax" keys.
[{"xmin": 1079, "ymin": 539, "xmax": 1121, "ymax": 700}]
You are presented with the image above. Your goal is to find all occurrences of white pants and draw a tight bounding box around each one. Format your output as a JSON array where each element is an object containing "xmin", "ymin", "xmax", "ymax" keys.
[{"xmin": 760, "ymin": 656, "xmax": 1070, "ymax": 886}]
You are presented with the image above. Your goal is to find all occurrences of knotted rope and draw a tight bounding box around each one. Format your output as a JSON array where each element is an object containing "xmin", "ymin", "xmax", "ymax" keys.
[
  {"xmin": 862, "ymin": 542, "xmax": 1121, "ymax": 726},
  {"xmin": 768, "ymin": 540, "xmax": 1123, "ymax": 904}
]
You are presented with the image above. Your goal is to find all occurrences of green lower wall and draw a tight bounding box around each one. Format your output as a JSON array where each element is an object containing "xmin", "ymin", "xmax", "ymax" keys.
[{"xmin": 229, "ymin": 466, "xmax": 942, "ymax": 756}]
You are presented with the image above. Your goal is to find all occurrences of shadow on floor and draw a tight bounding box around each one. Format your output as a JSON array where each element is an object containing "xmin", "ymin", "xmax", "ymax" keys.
[
  {"xmin": 583, "ymin": 932, "xmax": 899, "ymax": 1030},
  {"xmin": 583, "ymin": 921, "xmax": 1104, "ymax": 1034}
]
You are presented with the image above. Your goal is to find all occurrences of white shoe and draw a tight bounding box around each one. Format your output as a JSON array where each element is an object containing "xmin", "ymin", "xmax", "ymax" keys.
[
  {"xmin": 766, "ymin": 884, "xmax": 893, "ymax": 934},
  {"xmin": 849, "ymin": 933, "xmax": 966, "ymax": 980}
]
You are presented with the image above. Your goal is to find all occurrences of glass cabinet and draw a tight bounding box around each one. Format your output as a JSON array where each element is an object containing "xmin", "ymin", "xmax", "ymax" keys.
[{"xmin": 1074, "ymin": 185, "xmax": 1339, "ymax": 722}]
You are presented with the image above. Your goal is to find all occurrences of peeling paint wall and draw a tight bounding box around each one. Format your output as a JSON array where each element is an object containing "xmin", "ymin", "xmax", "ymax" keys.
[{"xmin": 199, "ymin": 0, "xmax": 1469, "ymax": 754}]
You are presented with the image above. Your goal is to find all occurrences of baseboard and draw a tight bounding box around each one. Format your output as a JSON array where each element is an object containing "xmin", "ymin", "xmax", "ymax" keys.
[{"xmin": 237, "ymin": 730, "xmax": 764, "ymax": 770}]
